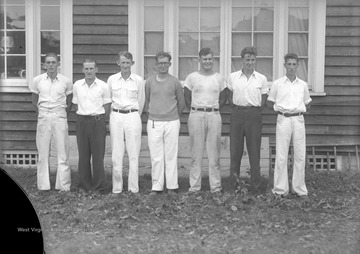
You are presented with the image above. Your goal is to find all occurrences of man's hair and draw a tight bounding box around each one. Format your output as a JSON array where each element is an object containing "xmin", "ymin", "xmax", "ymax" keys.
[
  {"xmin": 240, "ymin": 46, "xmax": 257, "ymax": 58},
  {"xmin": 44, "ymin": 52, "xmax": 59, "ymax": 62},
  {"xmin": 199, "ymin": 47, "xmax": 213, "ymax": 58},
  {"xmin": 83, "ymin": 58, "xmax": 97, "ymax": 67},
  {"xmin": 284, "ymin": 53, "xmax": 299, "ymax": 63},
  {"xmin": 155, "ymin": 51, "xmax": 172, "ymax": 62},
  {"xmin": 118, "ymin": 51, "xmax": 133, "ymax": 61}
]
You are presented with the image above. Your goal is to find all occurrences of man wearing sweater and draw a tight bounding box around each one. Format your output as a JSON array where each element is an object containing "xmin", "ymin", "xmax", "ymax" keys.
[{"xmin": 144, "ymin": 51, "xmax": 186, "ymax": 195}]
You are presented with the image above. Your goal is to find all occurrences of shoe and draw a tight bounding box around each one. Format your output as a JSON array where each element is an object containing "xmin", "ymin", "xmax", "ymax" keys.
[
  {"xmin": 299, "ymin": 195, "xmax": 310, "ymax": 202},
  {"xmin": 149, "ymin": 191, "xmax": 161, "ymax": 196}
]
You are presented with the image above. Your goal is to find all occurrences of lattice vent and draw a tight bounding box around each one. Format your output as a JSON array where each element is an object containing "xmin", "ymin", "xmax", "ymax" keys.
[{"xmin": 1, "ymin": 151, "xmax": 38, "ymax": 166}]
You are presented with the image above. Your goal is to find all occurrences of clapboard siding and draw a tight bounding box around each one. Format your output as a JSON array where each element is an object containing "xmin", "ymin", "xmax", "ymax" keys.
[
  {"xmin": 315, "ymin": 1, "xmax": 360, "ymax": 147},
  {"xmin": 73, "ymin": 0, "xmax": 128, "ymax": 82},
  {"xmin": 1, "ymin": 0, "xmax": 360, "ymax": 155}
]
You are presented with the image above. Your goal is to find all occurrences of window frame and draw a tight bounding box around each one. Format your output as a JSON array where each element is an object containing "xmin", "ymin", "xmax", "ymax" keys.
[
  {"xmin": 129, "ymin": 0, "xmax": 326, "ymax": 95},
  {"xmin": 0, "ymin": 0, "xmax": 73, "ymax": 93}
]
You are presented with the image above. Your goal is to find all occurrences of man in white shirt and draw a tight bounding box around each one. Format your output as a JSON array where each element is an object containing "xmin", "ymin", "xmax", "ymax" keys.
[
  {"xmin": 72, "ymin": 58, "xmax": 111, "ymax": 193},
  {"xmin": 29, "ymin": 52, "xmax": 72, "ymax": 192},
  {"xmin": 107, "ymin": 51, "xmax": 145, "ymax": 194},
  {"xmin": 184, "ymin": 48, "xmax": 227, "ymax": 197},
  {"xmin": 227, "ymin": 46, "xmax": 269, "ymax": 194},
  {"xmin": 267, "ymin": 53, "xmax": 311, "ymax": 199}
]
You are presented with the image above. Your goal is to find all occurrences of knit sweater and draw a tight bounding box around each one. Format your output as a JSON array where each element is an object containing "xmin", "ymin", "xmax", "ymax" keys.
[{"xmin": 144, "ymin": 74, "xmax": 186, "ymax": 121}]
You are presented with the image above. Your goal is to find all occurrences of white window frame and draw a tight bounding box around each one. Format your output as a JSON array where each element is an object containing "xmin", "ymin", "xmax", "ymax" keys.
[
  {"xmin": 0, "ymin": 0, "xmax": 73, "ymax": 93},
  {"xmin": 129, "ymin": 0, "xmax": 326, "ymax": 95}
]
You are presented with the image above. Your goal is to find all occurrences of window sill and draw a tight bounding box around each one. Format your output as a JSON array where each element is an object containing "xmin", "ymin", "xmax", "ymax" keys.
[
  {"xmin": 0, "ymin": 79, "xmax": 31, "ymax": 93},
  {"xmin": 310, "ymin": 91, "xmax": 326, "ymax": 97}
]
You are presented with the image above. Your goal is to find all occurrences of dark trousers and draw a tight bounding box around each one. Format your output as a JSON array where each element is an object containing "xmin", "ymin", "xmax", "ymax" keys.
[
  {"xmin": 76, "ymin": 115, "xmax": 106, "ymax": 191},
  {"xmin": 229, "ymin": 107, "xmax": 262, "ymax": 188}
]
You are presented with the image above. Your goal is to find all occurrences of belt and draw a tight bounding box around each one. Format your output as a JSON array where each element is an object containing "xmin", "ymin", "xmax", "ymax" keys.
[
  {"xmin": 234, "ymin": 105, "xmax": 260, "ymax": 110},
  {"xmin": 112, "ymin": 108, "xmax": 138, "ymax": 114},
  {"xmin": 77, "ymin": 114, "xmax": 104, "ymax": 121},
  {"xmin": 277, "ymin": 111, "xmax": 303, "ymax": 117},
  {"xmin": 191, "ymin": 107, "xmax": 219, "ymax": 112}
]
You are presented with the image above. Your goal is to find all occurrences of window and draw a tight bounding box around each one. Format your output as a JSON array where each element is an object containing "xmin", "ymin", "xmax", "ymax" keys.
[
  {"xmin": 0, "ymin": 0, "xmax": 72, "ymax": 92},
  {"xmin": 129, "ymin": 0, "xmax": 326, "ymax": 95}
]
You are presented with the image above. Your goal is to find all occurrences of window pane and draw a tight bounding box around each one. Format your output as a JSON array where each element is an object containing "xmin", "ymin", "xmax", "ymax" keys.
[
  {"xmin": 41, "ymin": 31, "xmax": 60, "ymax": 54},
  {"xmin": 179, "ymin": 0, "xmax": 199, "ymax": 7},
  {"xmin": 254, "ymin": 33, "xmax": 272, "ymax": 56},
  {"xmin": 179, "ymin": 33, "xmax": 198, "ymax": 55},
  {"xmin": 254, "ymin": 0, "xmax": 274, "ymax": 7},
  {"xmin": 145, "ymin": 32, "xmax": 164, "ymax": 55},
  {"xmin": 288, "ymin": 0, "xmax": 309, "ymax": 7},
  {"xmin": 232, "ymin": 8, "xmax": 252, "ymax": 31},
  {"xmin": 200, "ymin": 0, "xmax": 220, "ymax": 7},
  {"xmin": 200, "ymin": 7, "xmax": 220, "ymax": 31},
  {"xmin": 179, "ymin": 8, "xmax": 198, "ymax": 32},
  {"xmin": 289, "ymin": 8, "xmax": 308, "ymax": 31},
  {"xmin": 41, "ymin": 0, "xmax": 60, "ymax": 5},
  {"xmin": 256, "ymin": 58, "xmax": 272, "ymax": 81},
  {"xmin": 179, "ymin": 57, "xmax": 198, "ymax": 80},
  {"xmin": 231, "ymin": 58, "xmax": 242, "ymax": 72},
  {"xmin": 0, "ymin": 8, "xmax": 4, "ymax": 28},
  {"xmin": 254, "ymin": 7, "xmax": 273, "ymax": 31},
  {"xmin": 288, "ymin": 34, "xmax": 308, "ymax": 56},
  {"xmin": 144, "ymin": 57, "xmax": 157, "ymax": 79},
  {"xmin": 231, "ymin": 33, "xmax": 251, "ymax": 56},
  {"xmin": 7, "ymin": 56, "xmax": 26, "ymax": 79},
  {"xmin": 5, "ymin": 31, "xmax": 25, "ymax": 54},
  {"xmin": 233, "ymin": 0, "xmax": 252, "ymax": 7},
  {"xmin": 7, "ymin": 0, "xmax": 25, "ymax": 4},
  {"xmin": 297, "ymin": 58, "xmax": 308, "ymax": 82},
  {"xmin": 200, "ymin": 33, "xmax": 220, "ymax": 55},
  {"xmin": 41, "ymin": 6, "xmax": 60, "ymax": 30},
  {"xmin": 6, "ymin": 6, "xmax": 25, "ymax": 29},
  {"xmin": 145, "ymin": 6, "xmax": 164, "ymax": 30}
]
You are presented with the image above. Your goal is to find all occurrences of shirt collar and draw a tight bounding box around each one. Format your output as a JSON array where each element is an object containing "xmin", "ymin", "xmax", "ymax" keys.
[
  {"xmin": 81, "ymin": 78, "xmax": 98, "ymax": 87},
  {"xmin": 285, "ymin": 75, "xmax": 299, "ymax": 83},
  {"xmin": 239, "ymin": 69, "xmax": 257, "ymax": 78},
  {"xmin": 119, "ymin": 72, "xmax": 134, "ymax": 81},
  {"xmin": 45, "ymin": 74, "xmax": 59, "ymax": 81}
]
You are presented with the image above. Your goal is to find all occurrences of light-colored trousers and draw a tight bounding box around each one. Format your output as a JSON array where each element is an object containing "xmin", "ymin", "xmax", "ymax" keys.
[
  {"xmin": 147, "ymin": 119, "xmax": 180, "ymax": 191},
  {"xmin": 272, "ymin": 115, "xmax": 308, "ymax": 196},
  {"xmin": 36, "ymin": 109, "xmax": 71, "ymax": 191},
  {"xmin": 110, "ymin": 111, "xmax": 142, "ymax": 193},
  {"xmin": 188, "ymin": 111, "xmax": 222, "ymax": 193}
]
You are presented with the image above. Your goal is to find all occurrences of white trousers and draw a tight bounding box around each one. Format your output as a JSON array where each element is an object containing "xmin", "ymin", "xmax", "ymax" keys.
[
  {"xmin": 188, "ymin": 111, "xmax": 222, "ymax": 193},
  {"xmin": 110, "ymin": 111, "xmax": 142, "ymax": 193},
  {"xmin": 36, "ymin": 110, "xmax": 71, "ymax": 191},
  {"xmin": 147, "ymin": 119, "xmax": 180, "ymax": 191},
  {"xmin": 272, "ymin": 115, "xmax": 308, "ymax": 196}
]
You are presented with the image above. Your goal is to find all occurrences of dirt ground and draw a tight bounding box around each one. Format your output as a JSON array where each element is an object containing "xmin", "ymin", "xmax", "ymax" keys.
[{"xmin": 4, "ymin": 165, "xmax": 360, "ymax": 254}]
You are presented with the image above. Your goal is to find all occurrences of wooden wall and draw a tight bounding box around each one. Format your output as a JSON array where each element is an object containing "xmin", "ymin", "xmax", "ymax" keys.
[
  {"xmin": 1, "ymin": 0, "xmax": 360, "ymax": 156},
  {"xmin": 73, "ymin": 0, "xmax": 128, "ymax": 82}
]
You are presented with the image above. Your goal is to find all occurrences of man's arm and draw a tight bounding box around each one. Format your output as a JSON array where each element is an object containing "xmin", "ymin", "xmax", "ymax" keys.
[
  {"xmin": 305, "ymin": 102, "xmax": 311, "ymax": 111},
  {"xmin": 138, "ymin": 80, "xmax": 145, "ymax": 116},
  {"xmin": 219, "ymin": 88, "xmax": 228, "ymax": 109},
  {"xmin": 184, "ymin": 87, "xmax": 192, "ymax": 110}
]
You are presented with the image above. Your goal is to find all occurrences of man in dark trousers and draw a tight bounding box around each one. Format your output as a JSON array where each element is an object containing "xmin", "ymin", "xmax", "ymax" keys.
[
  {"xmin": 227, "ymin": 46, "xmax": 269, "ymax": 194},
  {"xmin": 72, "ymin": 58, "xmax": 111, "ymax": 193}
]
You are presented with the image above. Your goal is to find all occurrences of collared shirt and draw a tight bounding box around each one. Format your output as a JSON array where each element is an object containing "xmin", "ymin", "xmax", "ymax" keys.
[
  {"xmin": 184, "ymin": 72, "xmax": 226, "ymax": 108},
  {"xmin": 107, "ymin": 72, "xmax": 145, "ymax": 115},
  {"xmin": 267, "ymin": 75, "xmax": 312, "ymax": 114},
  {"xmin": 72, "ymin": 78, "xmax": 111, "ymax": 116},
  {"xmin": 227, "ymin": 70, "xmax": 269, "ymax": 107},
  {"xmin": 29, "ymin": 73, "xmax": 73, "ymax": 110}
]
